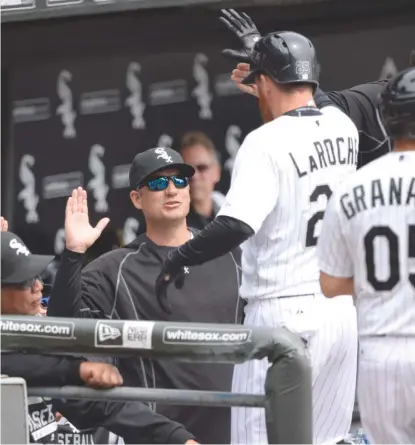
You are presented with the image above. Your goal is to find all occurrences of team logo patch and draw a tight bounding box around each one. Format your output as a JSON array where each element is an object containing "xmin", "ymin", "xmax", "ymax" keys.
[
  {"xmin": 95, "ymin": 321, "xmax": 123, "ymax": 346},
  {"xmin": 94, "ymin": 320, "xmax": 154, "ymax": 349},
  {"xmin": 154, "ymin": 147, "xmax": 173, "ymax": 163}
]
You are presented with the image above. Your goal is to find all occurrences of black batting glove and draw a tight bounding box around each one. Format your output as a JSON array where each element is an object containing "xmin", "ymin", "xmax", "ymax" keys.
[
  {"xmin": 219, "ymin": 9, "xmax": 262, "ymax": 62},
  {"xmin": 222, "ymin": 48, "xmax": 252, "ymax": 63},
  {"xmin": 220, "ymin": 9, "xmax": 261, "ymax": 51},
  {"xmin": 155, "ymin": 251, "xmax": 185, "ymax": 314}
]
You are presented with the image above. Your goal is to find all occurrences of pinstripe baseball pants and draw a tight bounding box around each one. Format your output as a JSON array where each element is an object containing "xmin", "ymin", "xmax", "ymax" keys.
[{"xmin": 231, "ymin": 294, "xmax": 358, "ymax": 444}]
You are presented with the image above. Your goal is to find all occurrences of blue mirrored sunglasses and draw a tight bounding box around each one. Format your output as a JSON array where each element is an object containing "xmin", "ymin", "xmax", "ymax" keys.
[{"xmin": 141, "ymin": 175, "xmax": 189, "ymax": 192}]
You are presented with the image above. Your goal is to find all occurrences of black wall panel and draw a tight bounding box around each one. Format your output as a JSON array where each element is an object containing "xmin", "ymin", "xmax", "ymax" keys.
[{"xmin": 2, "ymin": 3, "xmax": 414, "ymax": 253}]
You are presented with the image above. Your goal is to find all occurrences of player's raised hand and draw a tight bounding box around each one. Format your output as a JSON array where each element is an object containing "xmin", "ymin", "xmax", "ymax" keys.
[
  {"xmin": 220, "ymin": 9, "xmax": 261, "ymax": 53},
  {"xmin": 65, "ymin": 187, "xmax": 110, "ymax": 254},
  {"xmin": 1, "ymin": 217, "xmax": 9, "ymax": 232},
  {"xmin": 232, "ymin": 63, "xmax": 259, "ymax": 97}
]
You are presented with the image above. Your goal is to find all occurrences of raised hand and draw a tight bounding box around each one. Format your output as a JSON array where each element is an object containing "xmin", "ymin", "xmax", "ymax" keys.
[
  {"xmin": 65, "ymin": 187, "xmax": 110, "ymax": 254},
  {"xmin": 1, "ymin": 217, "xmax": 9, "ymax": 232},
  {"xmin": 219, "ymin": 9, "xmax": 261, "ymax": 52},
  {"xmin": 232, "ymin": 63, "xmax": 259, "ymax": 97}
]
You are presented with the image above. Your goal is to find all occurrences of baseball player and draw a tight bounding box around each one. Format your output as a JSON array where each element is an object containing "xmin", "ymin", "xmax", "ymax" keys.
[
  {"xmin": 219, "ymin": 8, "xmax": 415, "ymax": 168},
  {"xmin": 316, "ymin": 67, "xmax": 415, "ymax": 444},
  {"xmin": 155, "ymin": 32, "xmax": 359, "ymax": 444}
]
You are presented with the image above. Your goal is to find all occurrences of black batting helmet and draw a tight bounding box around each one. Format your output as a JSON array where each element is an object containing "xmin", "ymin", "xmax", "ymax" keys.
[
  {"xmin": 243, "ymin": 31, "xmax": 319, "ymax": 89},
  {"xmin": 378, "ymin": 67, "xmax": 415, "ymax": 140}
]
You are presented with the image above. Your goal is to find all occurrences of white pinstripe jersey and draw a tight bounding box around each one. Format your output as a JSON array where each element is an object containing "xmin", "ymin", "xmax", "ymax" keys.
[
  {"xmin": 317, "ymin": 151, "xmax": 415, "ymax": 337},
  {"xmin": 218, "ymin": 105, "xmax": 359, "ymax": 299}
]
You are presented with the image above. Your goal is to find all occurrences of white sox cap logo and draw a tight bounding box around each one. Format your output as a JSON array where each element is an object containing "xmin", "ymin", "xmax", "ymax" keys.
[
  {"xmin": 98, "ymin": 323, "xmax": 121, "ymax": 342},
  {"xmin": 9, "ymin": 239, "xmax": 30, "ymax": 256},
  {"xmin": 154, "ymin": 148, "xmax": 173, "ymax": 164}
]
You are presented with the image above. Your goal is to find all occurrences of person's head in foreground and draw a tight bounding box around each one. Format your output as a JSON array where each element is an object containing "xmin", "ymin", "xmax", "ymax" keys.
[
  {"xmin": 1, "ymin": 231, "xmax": 54, "ymax": 315},
  {"xmin": 243, "ymin": 31, "xmax": 320, "ymax": 123},
  {"xmin": 378, "ymin": 66, "xmax": 415, "ymax": 150},
  {"xmin": 129, "ymin": 147, "xmax": 195, "ymax": 230}
]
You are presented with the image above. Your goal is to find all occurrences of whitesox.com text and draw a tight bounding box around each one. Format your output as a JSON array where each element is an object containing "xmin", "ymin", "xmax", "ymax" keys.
[
  {"xmin": 164, "ymin": 328, "xmax": 250, "ymax": 344},
  {"xmin": 0, "ymin": 320, "xmax": 72, "ymax": 337}
]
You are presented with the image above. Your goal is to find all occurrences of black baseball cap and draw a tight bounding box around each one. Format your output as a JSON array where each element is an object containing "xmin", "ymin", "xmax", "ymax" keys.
[
  {"xmin": 1, "ymin": 232, "xmax": 54, "ymax": 285},
  {"xmin": 129, "ymin": 147, "xmax": 195, "ymax": 190}
]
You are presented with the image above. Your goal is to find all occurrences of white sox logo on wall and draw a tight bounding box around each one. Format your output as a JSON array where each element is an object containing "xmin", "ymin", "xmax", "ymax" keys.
[
  {"xmin": 125, "ymin": 62, "xmax": 146, "ymax": 130},
  {"xmin": 379, "ymin": 57, "xmax": 398, "ymax": 80},
  {"xmin": 56, "ymin": 70, "xmax": 77, "ymax": 139},
  {"xmin": 18, "ymin": 154, "xmax": 39, "ymax": 224},
  {"xmin": 87, "ymin": 144, "xmax": 109, "ymax": 213},
  {"xmin": 192, "ymin": 53, "xmax": 213, "ymax": 120},
  {"xmin": 123, "ymin": 217, "xmax": 140, "ymax": 244},
  {"xmin": 54, "ymin": 228, "xmax": 66, "ymax": 255},
  {"xmin": 157, "ymin": 134, "xmax": 173, "ymax": 149},
  {"xmin": 224, "ymin": 125, "xmax": 242, "ymax": 173}
]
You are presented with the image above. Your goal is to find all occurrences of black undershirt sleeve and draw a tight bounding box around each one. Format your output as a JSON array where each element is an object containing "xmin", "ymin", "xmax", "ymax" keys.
[
  {"xmin": 169, "ymin": 215, "xmax": 254, "ymax": 267},
  {"xmin": 314, "ymin": 87, "xmax": 350, "ymax": 114}
]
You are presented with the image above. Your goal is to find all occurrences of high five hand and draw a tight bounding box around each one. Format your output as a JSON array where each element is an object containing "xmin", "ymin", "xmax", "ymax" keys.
[
  {"xmin": 65, "ymin": 187, "xmax": 110, "ymax": 254},
  {"xmin": 1, "ymin": 217, "xmax": 9, "ymax": 232},
  {"xmin": 219, "ymin": 8, "xmax": 261, "ymax": 61}
]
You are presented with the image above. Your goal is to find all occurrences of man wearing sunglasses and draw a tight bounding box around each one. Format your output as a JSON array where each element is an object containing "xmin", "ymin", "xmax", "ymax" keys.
[
  {"xmin": 1, "ymin": 229, "xmax": 198, "ymax": 444},
  {"xmin": 47, "ymin": 148, "xmax": 242, "ymax": 444},
  {"xmin": 132, "ymin": 132, "xmax": 226, "ymax": 235}
]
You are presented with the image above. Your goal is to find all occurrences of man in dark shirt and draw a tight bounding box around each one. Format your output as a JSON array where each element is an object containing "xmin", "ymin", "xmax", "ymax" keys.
[
  {"xmin": 0, "ymin": 229, "xmax": 195, "ymax": 444},
  {"xmin": 219, "ymin": 9, "xmax": 415, "ymax": 167},
  {"xmin": 48, "ymin": 148, "xmax": 242, "ymax": 444}
]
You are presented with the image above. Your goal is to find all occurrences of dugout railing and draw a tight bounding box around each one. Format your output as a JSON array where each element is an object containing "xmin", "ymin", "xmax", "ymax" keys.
[{"xmin": 1, "ymin": 316, "xmax": 313, "ymax": 444}]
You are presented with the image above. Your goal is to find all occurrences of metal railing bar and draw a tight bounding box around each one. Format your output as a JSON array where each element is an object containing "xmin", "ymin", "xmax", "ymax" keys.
[{"xmin": 27, "ymin": 386, "xmax": 266, "ymax": 407}]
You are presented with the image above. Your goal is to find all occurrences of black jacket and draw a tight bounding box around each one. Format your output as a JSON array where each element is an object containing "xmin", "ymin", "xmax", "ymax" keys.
[
  {"xmin": 315, "ymin": 80, "xmax": 390, "ymax": 168},
  {"xmin": 1, "ymin": 352, "xmax": 195, "ymax": 444},
  {"xmin": 48, "ymin": 232, "xmax": 242, "ymax": 444}
]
